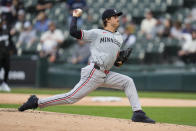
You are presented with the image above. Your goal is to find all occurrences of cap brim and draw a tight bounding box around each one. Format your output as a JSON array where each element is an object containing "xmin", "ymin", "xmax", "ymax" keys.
[{"xmin": 115, "ymin": 12, "xmax": 123, "ymax": 16}]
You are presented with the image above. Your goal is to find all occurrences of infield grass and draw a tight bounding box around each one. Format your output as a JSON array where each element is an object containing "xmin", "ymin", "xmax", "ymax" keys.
[
  {"xmin": 2, "ymin": 87, "xmax": 196, "ymax": 100},
  {"xmin": 1, "ymin": 104, "xmax": 196, "ymax": 126}
]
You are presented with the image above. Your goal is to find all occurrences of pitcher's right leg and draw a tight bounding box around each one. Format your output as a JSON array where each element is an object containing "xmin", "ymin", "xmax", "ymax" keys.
[{"xmin": 19, "ymin": 64, "xmax": 103, "ymax": 111}]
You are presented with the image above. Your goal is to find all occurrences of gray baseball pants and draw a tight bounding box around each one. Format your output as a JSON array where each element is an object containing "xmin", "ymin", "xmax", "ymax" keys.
[{"xmin": 38, "ymin": 63, "xmax": 142, "ymax": 111}]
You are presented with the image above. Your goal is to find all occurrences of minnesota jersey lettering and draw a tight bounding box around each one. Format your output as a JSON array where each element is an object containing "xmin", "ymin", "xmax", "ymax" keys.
[{"xmin": 100, "ymin": 37, "xmax": 121, "ymax": 48}]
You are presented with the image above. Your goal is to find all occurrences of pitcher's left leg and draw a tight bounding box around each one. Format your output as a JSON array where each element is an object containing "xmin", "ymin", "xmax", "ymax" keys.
[
  {"xmin": 103, "ymin": 71, "xmax": 155, "ymax": 123},
  {"xmin": 103, "ymin": 71, "xmax": 142, "ymax": 111}
]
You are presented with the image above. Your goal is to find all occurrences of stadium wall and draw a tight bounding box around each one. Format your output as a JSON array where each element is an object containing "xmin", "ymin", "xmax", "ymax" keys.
[{"xmin": 7, "ymin": 56, "xmax": 196, "ymax": 92}]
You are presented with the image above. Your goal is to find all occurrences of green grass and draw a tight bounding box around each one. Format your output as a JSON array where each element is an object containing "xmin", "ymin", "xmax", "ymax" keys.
[
  {"xmin": 1, "ymin": 104, "xmax": 196, "ymax": 126},
  {"xmin": 138, "ymin": 91, "xmax": 196, "ymax": 99},
  {"xmin": 2, "ymin": 88, "xmax": 196, "ymax": 100}
]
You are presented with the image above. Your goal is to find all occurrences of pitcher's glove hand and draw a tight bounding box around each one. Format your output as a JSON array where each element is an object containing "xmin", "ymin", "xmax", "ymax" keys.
[{"xmin": 114, "ymin": 48, "xmax": 132, "ymax": 67}]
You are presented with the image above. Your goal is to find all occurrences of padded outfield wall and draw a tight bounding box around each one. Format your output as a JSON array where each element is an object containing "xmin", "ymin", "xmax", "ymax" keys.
[
  {"xmin": 5, "ymin": 56, "xmax": 196, "ymax": 92},
  {"xmin": 45, "ymin": 63, "xmax": 196, "ymax": 91}
]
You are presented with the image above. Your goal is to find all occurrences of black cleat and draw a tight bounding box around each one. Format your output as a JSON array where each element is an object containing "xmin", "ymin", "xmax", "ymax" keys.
[
  {"xmin": 132, "ymin": 110, "xmax": 155, "ymax": 124},
  {"xmin": 18, "ymin": 95, "xmax": 38, "ymax": 112}
]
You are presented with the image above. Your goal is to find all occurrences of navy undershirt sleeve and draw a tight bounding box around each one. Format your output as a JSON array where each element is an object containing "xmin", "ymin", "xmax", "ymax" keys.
[{"xmin": 69, "ymin": 17, "xmax": 82, "ymax": 39}]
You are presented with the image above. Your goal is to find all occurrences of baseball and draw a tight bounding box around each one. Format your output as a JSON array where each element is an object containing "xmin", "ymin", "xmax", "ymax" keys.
[{"xmin": 73, "ymin": 8, "xmax": 83, "ymax": 17}]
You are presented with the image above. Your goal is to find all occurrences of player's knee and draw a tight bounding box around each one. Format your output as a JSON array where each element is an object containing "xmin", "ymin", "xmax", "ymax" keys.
[
  {"xmin": 68, "ymin": 98, "xmax": 80, "ymax": 104},
  {"xmin": 68, "ymin": 101, "xmax": 75, "ymax": 104},
  {"xmin": 125, "ymin": 76, "xmax": 134, "ymax": 87},
  {"xmin": 68, "ymin": 100, "xmax": 76, "ymax": 104},
  {"xmin": 129, "ymin": 77, "xmax": 134, "ymax": 84}
]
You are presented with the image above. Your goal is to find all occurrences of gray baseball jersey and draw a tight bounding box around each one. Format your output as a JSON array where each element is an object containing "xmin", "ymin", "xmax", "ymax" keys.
[{"xmin": 81, "ymin": 29, "xmax": 123, "ymax": 70}]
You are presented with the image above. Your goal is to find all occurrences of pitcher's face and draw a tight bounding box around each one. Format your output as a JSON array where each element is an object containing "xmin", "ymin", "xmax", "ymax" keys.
[{"xmin": 108, "ymin": 15, "xmax": 120, "ymax": 29}]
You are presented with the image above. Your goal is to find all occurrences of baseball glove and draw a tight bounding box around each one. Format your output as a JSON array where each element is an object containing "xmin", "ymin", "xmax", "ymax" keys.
[{"xmin": 114, "ymin": 48, "xmax": 132, "ymax": 67}]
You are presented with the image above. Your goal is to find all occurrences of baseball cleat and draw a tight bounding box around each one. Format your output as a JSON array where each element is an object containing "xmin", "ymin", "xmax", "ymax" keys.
[
  {"xmin": 18, "ymin": 95, "xmax": 38, "ymax": 112},
  {"xmin": 131, "ymin": 110, "xmax": 155, "ymax": 124}
]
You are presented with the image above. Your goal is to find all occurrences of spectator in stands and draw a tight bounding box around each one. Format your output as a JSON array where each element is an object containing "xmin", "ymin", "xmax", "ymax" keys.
[
  {"xmin": 69, "ymin": 39, "xmax": 90, "ymax": 64},
  {"xmin": 161, "ymin": 18, "xmax": 172, "ymax": 37},
  {"xmin": 122, "ymin": 24, "xmax": 136, "ymax": 50},
  {"xmin": 151, "ymin": 18, "xmax": 164, "ymax": 38},
  {"xmin": 34, "ymin": 12, "xmax": 50, "ymax": 33},
  {"xmin": 191, "ymin": 8, "xmax": 196, "ymax": 22},
  {"xmin": 39, "ymin": 21, "xmax": 64, "ymax": 63},
  {"xmin": 16, "ymin": 21, "xmax": 37, "ymax": 50},
  {"xmin": 12, "ymin": 0, "xmax": 24, "ymax": 20},
  {"xmin": 183, "ymin": 8, "xmax": 196, "ymax": 30},
  {"xmin": 178, "ymin": 30, "xmax": 196, "ymax": 64},
  {"xmin": 186, "ymin": 8, "xmax": 196, "ymax": 23},
  {"xmin": 182, "ymin": 20, "xmax": 194, "ymax": 34},
  {"xmin": 140, "ymin": 10, "xmax": 157, "ymax": 39},
  {"xmin": 171, "ymin": 21, "xmax": 183, "ymax": 40},
  {"xmin": 10, "ymin": 9, "xmax": 25, "ymax": 35},
  {"xmin": 36, "ymin": 0, "xmax": 53, "ymax": 13},
  {"xmin": 67, "ymin": 0, "xmax": 88, "ymax": 27}
]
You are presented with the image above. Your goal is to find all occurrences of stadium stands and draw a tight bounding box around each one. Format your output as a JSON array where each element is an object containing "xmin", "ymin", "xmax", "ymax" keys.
[{"xmin": 8, "ymin": 0, "xmax": 196, "ymax": 64}]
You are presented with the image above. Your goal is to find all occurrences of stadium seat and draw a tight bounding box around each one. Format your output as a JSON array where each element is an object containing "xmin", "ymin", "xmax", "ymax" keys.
[
  {"xmin": 24, "ymin": 0, "xmax": 37, "ymax": 8},
  {"xmin": 128, "ymin": 43, "xmax": 145, "ymax": 64}
]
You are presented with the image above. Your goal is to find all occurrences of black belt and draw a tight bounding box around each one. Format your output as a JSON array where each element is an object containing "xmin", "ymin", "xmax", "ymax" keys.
[
  {"xmin": 94, "ymin": 64, "xmax": 109, "ymax": 74},
  {"xmin": 94, "ymin": 64, "xmax": 100, "ymax": 70}
]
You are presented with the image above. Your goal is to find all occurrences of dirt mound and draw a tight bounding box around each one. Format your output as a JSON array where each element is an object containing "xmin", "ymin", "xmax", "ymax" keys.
[
  {"xmin": 1, "ymin": 108, "xmax": 196, "ymax": 131},
  {"xmin": 1, "ymin": 93, "xmax": 196, "ymax": 106}
]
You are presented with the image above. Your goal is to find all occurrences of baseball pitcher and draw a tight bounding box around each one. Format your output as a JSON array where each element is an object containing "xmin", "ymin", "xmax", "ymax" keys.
[{"xmin": 18, "ymin": 8, "xmax": 155, "ymax": 124}]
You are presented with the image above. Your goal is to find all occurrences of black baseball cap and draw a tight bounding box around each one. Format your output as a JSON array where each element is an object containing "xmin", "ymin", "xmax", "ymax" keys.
[{"xmin": 102, "ymin": 9, "xmax": 123, "ymax": 21}]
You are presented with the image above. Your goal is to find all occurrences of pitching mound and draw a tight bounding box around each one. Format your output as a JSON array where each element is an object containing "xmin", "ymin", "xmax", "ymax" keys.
[
  {"xmin": 1, "ymin": 93, "xmax": 196, "ymax": 106},
  {"xmin": 1, "ymin": 108, "xmax": 196, "ymax": 131}
]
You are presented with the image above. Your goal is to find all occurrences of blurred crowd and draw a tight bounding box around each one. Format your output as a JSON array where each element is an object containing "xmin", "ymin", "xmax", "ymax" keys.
[
  {"xmin": 0, "ymin": 0, "xmax": 89, "ymax": 63},
  {"xmin": 139, "ymin": 10, "xmax": 196, "ymax": 40},
  {"xmin": 0, "ymin": 0, "xmax": 196, "ymax": 65},
  {"xmin": 138, "ymin": 10, "xmax": 196, "ymax": 64}
]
